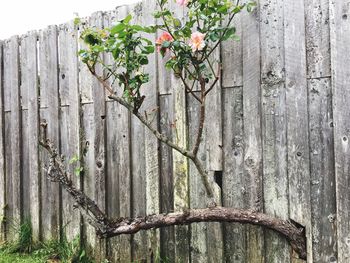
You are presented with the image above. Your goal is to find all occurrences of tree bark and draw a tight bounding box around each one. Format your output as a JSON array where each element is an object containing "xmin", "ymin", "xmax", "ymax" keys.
[{"xmin": 40, "ymin": 137, "xmax": 307, "ymax": 260}]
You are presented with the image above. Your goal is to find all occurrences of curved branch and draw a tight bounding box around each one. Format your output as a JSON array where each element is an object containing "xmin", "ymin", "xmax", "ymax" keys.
[
  {"xmin": 39, "ymin": 136, "xmax": 306, "ymax": 260},
  {"xmin": 104, "ymin": 207, "xmax": 306, "ymax": 260}
]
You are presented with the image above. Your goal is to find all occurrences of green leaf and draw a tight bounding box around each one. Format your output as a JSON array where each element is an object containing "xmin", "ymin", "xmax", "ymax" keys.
[
  {"xmin": 74, "ymin": 167, "xmax": 83, "ymax": 176},
  {"xmin": 123, "ymin": 14, "xmax": 132, "ymax": 24},
  {"xmin": 173, "ymin": 18, "xmax": 182, "ymax": 29},
  {"xmin": 73, "ymin": 17, "xmax": 81, "ymax": 26},
  {"xmin": 162, "ymin": 41, "xmax": 171, "ymax": 48},
  {"xmin": 222, "ymin": 27, "xmax": 236, "ymax": 41},
  {"xmin": 111, "ymin": 23, "xmax": 126, "ymax": 35},
  {"xmin": 139, "ymin": 56, "xmax": 149, "ymax": 65},
  {"xmin": 69, "ymin": 155, "xmax": 79, "ymax": 164},
  {"xmin": 131, "ymin": 25, "xmax": 144, "ymax": 31}
]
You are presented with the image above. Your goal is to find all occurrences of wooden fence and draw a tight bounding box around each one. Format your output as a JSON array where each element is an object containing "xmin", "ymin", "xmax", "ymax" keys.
[{"xmin": 0, "ymin": 0, "xmax": 349, "ymax": 262}]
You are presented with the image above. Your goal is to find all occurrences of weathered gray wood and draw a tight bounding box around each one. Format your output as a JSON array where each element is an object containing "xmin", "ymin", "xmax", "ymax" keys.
[
  {"xmin": 39, "ymin": 26, "xmax": 60, "ymax": 241},
  {"xmin": 222, "ymin": 86, "xmax": 247, "ymax": 262},
  {"xmin": 221, "ymin": 0, "xmax": 243, "ymax": 88},
  {"xmin": 241, "ymin": 5, "xmax": 264, "ymax": 262},
  {"xmin": 106, "ymin": 100, "xmax": 132, "ymax": 262},
  {"xmin": 159, "ymin": 94, "xmax": 175, "ymax": 261},
  {"xmin": 329, "ymin": 1, "xmax": 350, "ymax": 262},
  {"xmin": 20, "ymin": 32, "xmax": 40, "ymax": 241},
  {"xmin": 284, "ymin": 0, "xmax": 312, "ymax": 261},
  {"xmin": 260, "ymin": 0, "xmax": 290, "ymax": 262},
  {"xmin": 58, "ymin": 21, "xmax": 81, "ymax": 242},
  {"xmin": 308, "ymin": 78, "xmax": 337, "ymax": 263},
  {"xmin": 188, "ymin": 93, "xmax": 208, "ymax": 263},
  {"xmin": 79, "ymin": 11, "xmax": 107, "ymax": 261},
  {"xmin": 3, "ymin": 36, "xmax": 22, "ymax": 241},
  {"xmin": 141, "ymin": 1, "xmax": 161, "ymax": 258},
  {"xmin": 167, "ymin": 3, "xmax": 191, "ymax": 262},
  {"xmin": 0, "ymin": 41, "xmax": 5, "ymax": 241},
  {"xmin": 123, "ymin": 3, "xmax": 149, "ymax": 261},
  {"xmin": 103, "ymin": 7, "xmax": 132, "ymax": 263},
  {"xmin": 305, "ymin": 0, "xmax": 331, "ymax": 78}
]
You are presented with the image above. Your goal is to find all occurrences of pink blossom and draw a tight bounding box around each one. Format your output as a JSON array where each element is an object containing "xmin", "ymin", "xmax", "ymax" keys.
[
  {"xmin": 189, "ymin": 32, "xmax": 206, "ymax": 52},
  {"xmin": 176, "ymin": 0, "xmax": 189, "ymax": 6},
  {"xmin": 156, "ymin": 32, "xmax": 174, "ymax": 52}
]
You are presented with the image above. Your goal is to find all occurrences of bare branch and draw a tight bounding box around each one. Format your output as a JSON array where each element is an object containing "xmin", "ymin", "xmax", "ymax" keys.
[
  {"xmin": 39, "ymin": 136, "xmax": 306, "ymax": 260},
  {"xmin": 105, "ymin": 207, "xmax": 306, "ymax": 260}
]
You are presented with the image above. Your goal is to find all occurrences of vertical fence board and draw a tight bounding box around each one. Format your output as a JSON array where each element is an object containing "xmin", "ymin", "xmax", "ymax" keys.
[
  {"xmin": 305, "ymin": 0, "xmax": 331, "ymax": 78},
  {"xmin": 3, "ymin": 37, "xmax": 21, "ymax": 241},
  {"xmin": 330, "ymin": 1, "xmax": 350, "ymax": 262},
  {"xmin": 142, "ymin": 0, "xmax": 161, "ymax": 258},
  {"xmin": 308, "ymin": 78, "xmax": 337, "ymax": 263},
  {"xmin": 172, "ymin": 74, "xmax": 190, "ymax": 263},
  {"xmin": 20, "ymin": 32, "xmax": 40, "ymax": 241},
  {"xmin": 242, "ymin": 6, "xmax": 264, "ymax": 262},
  {"xmin": 58, "ymin": 22, "xmax": 81, "ymax": 242},
  {"xmin": 39, "ymin": 26, "xmax": 60, "ymax": 241},
  {"xmin": 128, "ymin": 3, "xmax": 148, "ymax": 261},
  {"xmin": 79, "ymin": 11, "xmax": 107, "ymax": 260},
  {"xmin": 168, "ymin": 3, "xmax": 191, "ymax": 262},
  {"xmin": 103, "ymin": 7, "xmax": 132, "ymax": 263},
  {"xmin": 222, "ymin": 86, "xmax": 246, "ymax": 262},
  {"xmin": 188, "ymin": 93, "xmax": 207, "ymax": 263},
  {"xmin": 284, "ymin": 0, "xmax": 312, "ymax": 261},
  {"xmin": 106, "ymin": 99, "xmax": 132, "ymax": 262},
  {"xmin": 221, "ymin": 0, "xmax": 243, "ymax": 88},
  {"xmin": 0, "ymin": 41, "xmax": 5, "ymax": 241},
  {"xmin": 260, "ymin": 0, "xmax": 290, "ymax": 262},
  {"xmin": 159, "ymin": 94, "xmax": 175, "ymax": 261}
]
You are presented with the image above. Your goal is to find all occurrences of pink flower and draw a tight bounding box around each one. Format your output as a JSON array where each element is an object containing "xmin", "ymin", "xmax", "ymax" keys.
[
  {"xmin": 176, "ymin": 0, "xmax": 189, "ymax": 6},
  {"xmin": 156, "ymin": 32, "xmax": 174, "ymax": 52},
  {"xmin": 189, "ymin": 32, "xmax": 206, "ymax": 52}
]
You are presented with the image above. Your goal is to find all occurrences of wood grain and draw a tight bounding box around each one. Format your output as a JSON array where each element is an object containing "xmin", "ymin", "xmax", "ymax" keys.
[
  {"xmin": 329, "ymin": 1, "xmax": 350, "ymax": 262},
  {"xmin": 20, "ymin": 32, "xmax": 40, "ymax": 241}
]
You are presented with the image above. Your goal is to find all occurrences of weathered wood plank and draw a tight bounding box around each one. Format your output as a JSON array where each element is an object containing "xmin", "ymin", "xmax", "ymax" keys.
[
  {"xmin": 3, "ymin": 36, "xmax": 22, "ymax": 241},
  {"xmin": 159, "ymin": 94, "xmax": 175, "ymax": 261},
  {"xmin": 58, "ymin": 21, "xmax": 81, "ymax": 242},
  {"xmin": 167, "ymin": 3, "xmax": 191, "ymax": 262},
  {"xmin": 305, "ymin": 0, "xmax": 331, "ymax": 78},
  {"xmin": 79, "ymin": 11, "xmax": 107, "ymax": 261},
  {"xmin": 222, "ymin": 86, "xmax": 247, "ymax": 262},
  {"xmin": 284, "ymin": 0, "xmax": 312, "ymax": 261},
  {"xmin": 39, "ymin": 26, "xmax": 60, "ymax": 241},
  {"xmin": 260, "ymin": 0, "xmax": 290, "ymax": 262},
  {"xmin": 308, "ymin": 78, "xmax": 337, "ymax": 263},
  {"xmin": 172, "ymin": 59, "xmax": 190, "ymax": 263},
  {"xmin": 221, "ymin": 0, "xmax": 243, "ymax": 88},
  {"xmin": 0, "ymin": 41, "xmax": 5, "ymax": 241},
  {"xmin": 125, "ymin": 3, "xmax": 149, "ymax": 261},
  {"xmin": 329, "ymin": 1, "xmax": 350, "ymax": 262},
  {"xmin": 20, "ymin": 32, "xmax": 40, "ymax": 241},
  {"xmin": 188, "ymin": 93, "xmax": 208, "ymax": 263},
  {"xmin": 242, "ymin": 5, "xmax": 264, "ymax": 262},
  {"xmin": 106, "ymin": 100, "xmax": 132, "ymax": 262},
  {"xmin": 103, "ymin": 7, "xmax": 132, "ymax": 263},
  {"xmin": 141, "ymin": 1, "xmax": 161, "ymax": 258}
]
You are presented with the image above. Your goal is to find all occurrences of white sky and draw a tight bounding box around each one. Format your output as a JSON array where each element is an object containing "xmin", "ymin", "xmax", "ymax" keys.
[{"xmin": 0, "ymin": 0, "xmax": 140, "ymax": 39}]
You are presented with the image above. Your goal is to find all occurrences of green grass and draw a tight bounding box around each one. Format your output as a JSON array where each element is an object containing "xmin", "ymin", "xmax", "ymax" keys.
[
  {"xmin": 0, "ymin": 250, "xmax": 46, "ymax": 263},
  {"xmin": 0, "ymin": 219, "xmax": 93, "ymax": 262}
]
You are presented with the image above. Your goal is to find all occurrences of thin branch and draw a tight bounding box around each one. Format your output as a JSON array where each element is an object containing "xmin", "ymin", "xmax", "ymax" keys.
[
  {"xmin": 204, "ymin": 63, "xmax": 221, "ymax": 96},
  {"xmin": 204, "ymin": 9, "xmax": 240, "ymax": 60},
  {"xmin": 192, "ymin": 79, "xmax": 206, "ymax": 157},
  {"xmin": 179, "ymin": 74, "xmax": 201, "ymax": 102},
  {"xmin": 89, "ymin": 69, "xmax": 192, "ymax": 159}
]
